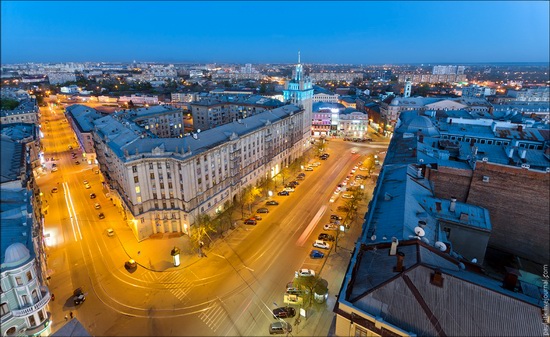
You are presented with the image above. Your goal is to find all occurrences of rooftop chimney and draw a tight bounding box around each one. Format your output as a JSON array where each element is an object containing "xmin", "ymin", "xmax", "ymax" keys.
[
  {"xmin": 449, "ymin": 197, "xmax": 457, "ymax": 212},
  {"xmin": 389, "ymin": 237, "xmax": 399, "ymax": 256},
  {"xmin": 518, "ymin": 125, "xmax": 523, "ymax": 132},
  {"xmin": 430, "ymin": 268, "xmax": 444, "ymax": 287},
  {"xmin": 394, "ymin": 252, "xmax": 405, "ymax": 272},
  {"xmin": 417, "ymin": 167, "xmax": 423, "ymax": 179}
]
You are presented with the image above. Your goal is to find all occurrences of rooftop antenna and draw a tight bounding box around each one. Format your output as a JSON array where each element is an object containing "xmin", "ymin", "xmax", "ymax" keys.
[{"xmin": 298, "ymin": 51, "xmax": 300, "ymax": 64}]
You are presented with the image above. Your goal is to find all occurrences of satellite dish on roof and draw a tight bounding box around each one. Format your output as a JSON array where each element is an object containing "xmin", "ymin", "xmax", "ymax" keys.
[
  {"xmin": 435, "ymin": 241, "xmax": 447, "ymax": 252},
  {"xmin": 421, "ymin": 237, "xmax": 430, "ymax": 244},
  {"xmin": 471, "ymin": 258, "xmax": 478, "ymax": 264},
  {"xmin": 458, "ymin": 262, "xmax": 466, "ymax": 270},
  {"xmin": 197, "ymin": 129, "xmax": 201, "ymax": 133},
  {"xmin": 370, "ymin": 235, "xmax": 377, "ymax": 241},
  {"xmin": 414, "ymin": 227, "xmax": 425, "ymax": 237}
]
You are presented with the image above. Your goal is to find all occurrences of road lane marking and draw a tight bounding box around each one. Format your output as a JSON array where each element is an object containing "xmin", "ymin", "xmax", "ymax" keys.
[{"xmin": 62, "ymin": 183, "xmax": 78, "ymax": 241}]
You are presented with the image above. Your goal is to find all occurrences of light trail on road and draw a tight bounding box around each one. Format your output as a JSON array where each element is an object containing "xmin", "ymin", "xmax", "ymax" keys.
[
  {"xmin": 63, "ymin": 181, "xmax": 83, "ymax": 241},
  {"xmin": 296, "ymin": 205, "xmax": 327, "ymax": 246}
]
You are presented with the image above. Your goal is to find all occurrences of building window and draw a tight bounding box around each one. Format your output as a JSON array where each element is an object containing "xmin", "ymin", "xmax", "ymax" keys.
[
  {"xmin": 149, "ymin": 163, "xmax": 154, "ymax": 170},
  {"xmin": 26, "ymin": 271, "xmax": 32, "ymax": 281},
  {"xmin": 15, "ymin": 277, "xmax": 22, "ymax": 286},
  {"xmin": 29, "ymin": 314, "xmax": 36, "ymax": 326},
  {"xmin": 132, "ymin": 166, "xmax": 137, "ymax": 173},
  {"xmin": 22, "ymin": 295, "xmax": 29, "ymax": 306},
  {"xmin": 150, "ymin": 173, "xmax": 155, "ymax": 179},
  {"xmin": 354, "ymin": 326, "xmax": 368, "ymax": 337},
  {"xmin": 32, "ymin": 289, "xmax": 39, "ymax": 303},
  {"xmin": 135, "ymin": 186, "xmax": 140, "ymax": 194},
  {"xmin": 134, "ymin": 176, "xmax": 139, "ymax": 183},
  {"xmin": 0, "ymin": 303, "xmax": 9, "ymax": 317},
  {"xmin": 38, "ymin": 310, "xmax": 45, "ymax": 322}
]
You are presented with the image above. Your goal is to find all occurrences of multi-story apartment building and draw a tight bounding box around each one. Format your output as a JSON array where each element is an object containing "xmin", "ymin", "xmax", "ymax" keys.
[
  {"xmin": 93, "ymin": 105, "xmax": 307, "ymax": 241},
  {"xmin": 334, "ymin": 110, "xmax": 546, "ymax": 337},
  {"xmin": 338, "ymin": 109, "xmax": 369, "ymax": 139},
  {"xmin": 507, "ymin": 87, "xmax": 549, "ymax": 102},
  {"xmin": 46, "ymin": 72, "xmax": 76, "ymax": 85},
  {"xmin": 1, "ymin": 126, "xmax": 51, "ymax": 337},
  {"xmin": 312, "ymin": 85, "xmax": 339, "ymax": 103},
  {"xmin": 171, "ymin": 92, "xmax": 199, "ymax": 103},
  {"xmin": 461, "ymin": 85, "xmax": 496, "ymax": 98},
  {"xmin": 65, "ymin": 105, "xmax": 104, "ymax": 164},
  {"xmin": 118, "ymin": 94, "xmax": 159, "ymax": 106},
  {"xmin": 398, "ymin": 73, "xmax": 468, "ymax": 84},
  {"xmin": 190, "ymin": 94, "xmax": 283, "ymax": 131},
  {"xmin": 0, "ymin": 99, "xmax": 39, "ymax": 125},
  {"xmin": 125, "ymin": 105, "xmax": 185, "ymax": 138},
  {"xmin": 308, "ymin": 72, "xmax": 362, "ymax": 83}
]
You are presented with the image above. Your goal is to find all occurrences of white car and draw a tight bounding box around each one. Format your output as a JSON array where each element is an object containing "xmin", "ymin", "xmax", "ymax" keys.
[
  {"xmin": 313, "ymin": 240, "xmax": 330, "ymax": 250},
  {"xmin": 324, "ymin": 223, "xmax": 338, "ymax": 231},
  {"xmin": 284, "ymin": 187, "xmax": 295, "ymax": 192},
  {"xmin": 311, "ymin": 161, "xmax": 321, "ymax": 167},
  {"xmin": 85, "ymin": 183, "xmax": 91, "ymax": 189},
  {"xmin": 305, "ymin": 167, "xmax": 314, "ymax": 171},
  {"xmin": 342, "ymin": 193, "xmax": 354, "ymax": 199},
  {"xmin": 351, "ymin": 150, "xmax": 357, "ymax": 154},
  {"xmin": 94, "ymin": 203, "xmax": 101, "ymax": 209},
  {"xmin": 296, "ymin": 269, "xmax": 315, "ymax": 277}
]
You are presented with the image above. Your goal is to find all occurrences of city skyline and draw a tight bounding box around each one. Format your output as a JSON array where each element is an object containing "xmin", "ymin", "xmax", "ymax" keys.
[{"xmin": 2, "ymin": 1, "xmax": 549, "ymax": 65}]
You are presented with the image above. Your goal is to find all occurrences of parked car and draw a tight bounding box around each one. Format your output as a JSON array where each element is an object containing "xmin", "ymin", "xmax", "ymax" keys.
[
  {"xmin": 310, "ymin": 249, "xmax": 325, "ymax": 259},
  {"xmin": 311, "ymin": 161, "xmax": 321, "ymax": 167},
  {"xmin": 83, "ymin": 180, "xmax": 88, "ymax": 185},
  {"xmin": 304, "ymin": 166, "xmax": 314, "ymax": 171},
  {"xmin": 283, "ymin": 187, "xmax": 295, "ymax": 192},
  {"xmin": 244, "ymin": 219, "xmax": 257, "ymax": 225},
  {"xmin": 324, "ymin": 223, "xmax": 338, "ymax": 231},
  {"xmin": 98, "ymin": 212, "xmax": 105, "ymax": 219},
  {"xmin": 94, "ymin": 203, "xmax": 101, "ymax": 209},
  {"xmin": 265, "ymin": 200, "xmax": 279, "ymax": 206},
  {"xmin": 269, "ymin": 321, "xmax": 292, "ymax": 335},
  {"xmin": 90, "ymin": 193, "xmax": 96, "ymax": 199},
  {"xmin": 51, "ymin": 167, "xmax": 58, "ymax": 172},
  {"xmin": 351, "ymin": 150, "xmax": 357, "ymax": 154},
  {"xmin": 342, "ymin": 193, "xmax": 354, "ymax": 199},
  {"xmin": 252, "ymin": 215, "xmax": 262, "ymax": 221},
  {"xmin": 330, "ymin": 214, "xmax": 342, "ymax": 221},
  {"xmin": 297, "ymin": 173, "xmax": 306, "ymax": 178},
  {"xmin": 319, "ymin": 233, "xmax": 335, "ymax": 242},
  {"xmin": 85, "ymin": 183, "xmax": 91, "ymax": 189},
  {"xmin": 278, "ymin": 190, "xmax": 290, "ymax": 196},
  {"xmin": 296, "ymin": 269, "xmax": 315, "ymax": 277},
  {"xmin": 313, "ymin": 240, "xmax": 330, "ymax": 249},
  {"xmin": 75, "ymin": 161, "xmax": 80, "ymax": 165},
  {"xmin": 106, "ymin": 228, "xmax": 114, "ymax": 237},
  {"xmin": 296, "ymin": 175, "xmax": 305, "ymax": 180},
  {"xmin": 257, "ymin": 207, "xmax": 270, "ymax": 213},
  {"xmin": 272, "ymin": 306, "xmax": 296, "ymax": 319},
  {"xmin": 125, "ymin": 259, "xmax": 137, "ymax": 270},
  {"xmin": 51, "ymin": 187, "xmax": 58, "ymax": 193}
]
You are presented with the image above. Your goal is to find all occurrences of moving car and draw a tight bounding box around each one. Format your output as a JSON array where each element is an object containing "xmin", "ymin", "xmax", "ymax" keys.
[
  {"xmin": 73, "ymin": 288, "xmax": 85, "ymax": 305},
  {"xmin": 296, "ymin": 269, "xmax": 315, "ymax": 277},
  {"xmin": 125, "ymin": 259, "xmax": 137, "ymax": 270},
  {"xmin": 278, "ymin": 190, "xmax": 290, "ymax": 196},
  {"xmin": 272, "ymin": 306, "xmax": 296, "ymax": 319},
  {"xmin": 106, "ymin": 228, "xmax": 114, "ymax": 237},
  {"xmin": 244, "ymin": 219, "xmax": 257, "ymax": 225},
  {"xmin": 51, "ymin": 187, "xmax": 58, "ymax": 193},
  {"xmin": 98, "ymin": 212, "xmax": 105, "ymax": 219},
  {"xmin": 318, "ymin": 233, "xmax": 335, "ymax": 241},
  {"xmin": 94, "ymin": 203, "xmax": 101, "ymax": 209},
  {"xmin": 324, "ymin": 223, "xmax": 338, "ymax": 231},
  {"xmin": 269, "ymin": 321, "xmax": 292, "ymax": 335},
  {"xmin": 257, "ymin": 207, "xmax": 270, "ymax": 213},
  {"xmin": 310, "ymin": 249, "xmax": 325, "ymax": 259},
  {"xmin": 265, "ymin": 200, "xmax": 279, "ymax": 206},
  {"xmin": 90, "ymin": 193, "xmax": 96, "ymax": 199},
  {"xmin": 313, "ymin": 240, "xmax": 330, "ymax": 249}
]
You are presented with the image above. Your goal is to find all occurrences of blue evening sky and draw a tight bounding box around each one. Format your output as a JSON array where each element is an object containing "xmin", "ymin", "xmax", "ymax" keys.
[{"xmin": 1, "ymin": 1, "xmax": 549, "ymax": 64}]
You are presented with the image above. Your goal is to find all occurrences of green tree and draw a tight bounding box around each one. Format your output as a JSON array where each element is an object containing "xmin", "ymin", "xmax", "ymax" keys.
[
  {"xmin": 190, "ymin": 214, "xmax": 216, "ymax": 251},
  {"xmin": 294, "ymin": 275, "xmax": 324, "ymax": 307},
  {"xmin": 1, "ymin": 98, "xmax": 20, "ymax": 110},
  {"xmin": 239, "ymin": 185, "xmax": 262, "ymax": 217}
]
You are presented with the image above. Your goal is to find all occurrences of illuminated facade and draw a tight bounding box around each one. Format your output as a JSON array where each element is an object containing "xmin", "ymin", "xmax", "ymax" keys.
[{"xmin": 283, "ymin": 52, "xmax": 314, "ymax": 138}]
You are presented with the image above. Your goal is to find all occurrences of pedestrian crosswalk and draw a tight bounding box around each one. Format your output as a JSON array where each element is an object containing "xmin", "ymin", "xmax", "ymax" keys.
[
  {"xmin": 140, "ymin": 270, "xmax": 194, "ymax": 302},
  {"xmin": 198, "ymin": 300, "xmax": 226, "ymax": 333}
]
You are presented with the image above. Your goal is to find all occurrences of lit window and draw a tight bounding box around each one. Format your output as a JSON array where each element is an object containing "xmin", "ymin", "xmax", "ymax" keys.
[
  {"xmin": 26, "ymin": 271, "xmax": 32, "ymax": 281},
  {"xmin": 135, "ymin": 186, "xmax": 140, "ymax": 194}
]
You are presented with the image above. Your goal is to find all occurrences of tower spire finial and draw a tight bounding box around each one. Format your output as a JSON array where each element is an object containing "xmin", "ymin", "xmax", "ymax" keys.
[{"xmin": 298, "ymin": 51, "xmax": 300, "ymax": 64}]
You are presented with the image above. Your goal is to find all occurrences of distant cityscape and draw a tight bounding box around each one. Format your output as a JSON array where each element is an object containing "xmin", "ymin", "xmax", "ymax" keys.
[{"xmin": 1, "ymin": 57, "xmax": 549, "ymax": 337}]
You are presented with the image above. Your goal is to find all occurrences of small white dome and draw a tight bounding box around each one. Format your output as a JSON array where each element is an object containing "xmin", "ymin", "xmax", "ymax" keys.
[
  {"xmin": 390, "ymin": 98, "xmax": 400, "ymax": 106},
  {"xmin": 3, "ymin": 243, "xmax": 30, "ymax": 265}
]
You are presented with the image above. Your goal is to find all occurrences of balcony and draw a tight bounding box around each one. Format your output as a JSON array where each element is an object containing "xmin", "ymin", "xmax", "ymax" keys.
[
  {"xmin": 18, "ymin": 312, "xmax": 52, "ymax": 336},
  {"xmin": 11, "ymin": 288, "xmax": 51, "ymax": 318}
]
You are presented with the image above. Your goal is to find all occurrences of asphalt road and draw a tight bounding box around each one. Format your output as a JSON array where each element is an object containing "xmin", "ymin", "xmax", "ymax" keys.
[{"xmin": 39, "ymin": 106, "xmax": 389, "ymax": 336}]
